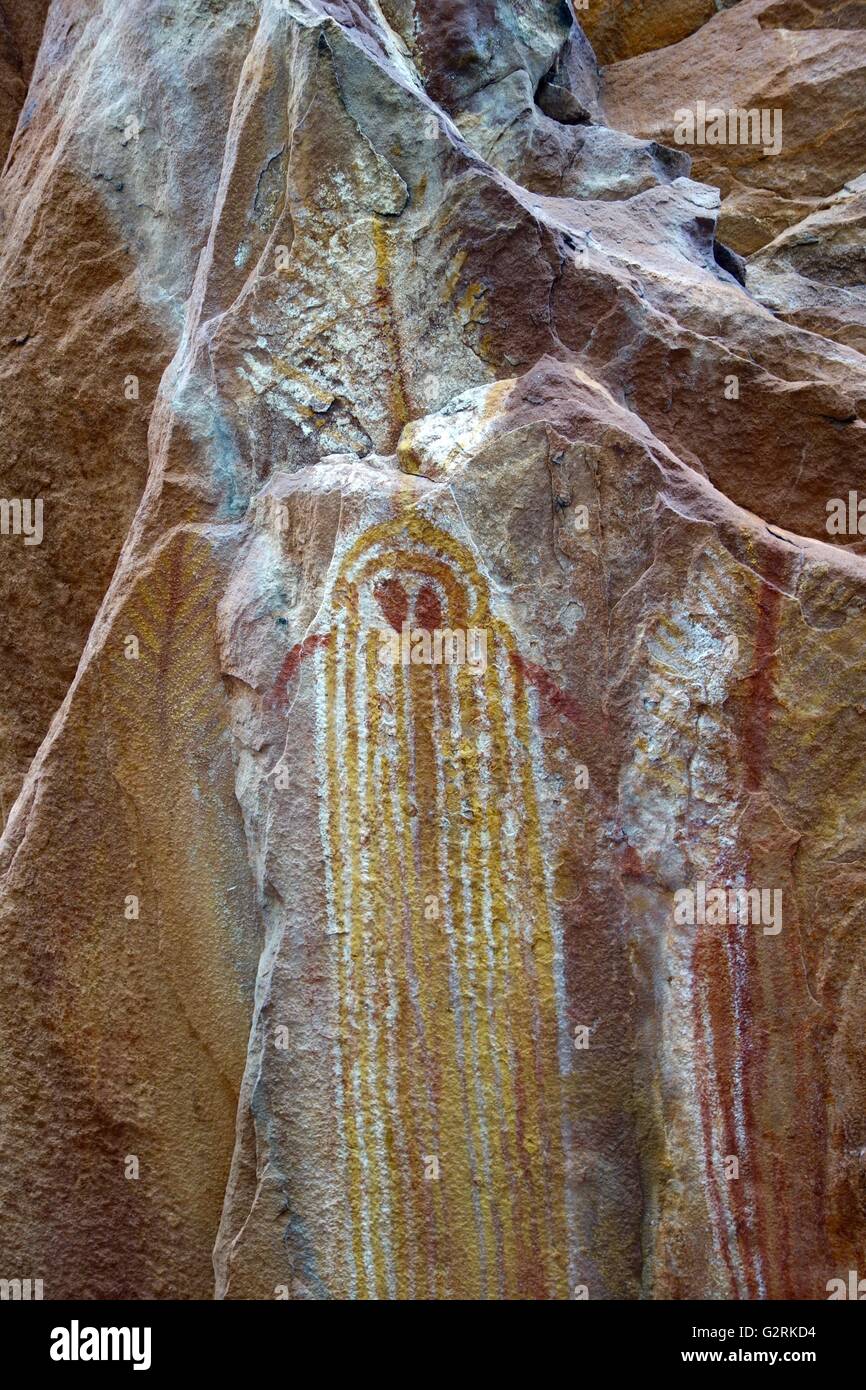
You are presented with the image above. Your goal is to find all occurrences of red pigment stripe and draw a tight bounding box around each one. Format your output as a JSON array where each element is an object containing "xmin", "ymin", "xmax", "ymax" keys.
[
  {"xmin": 264, "ymin": 632, "xmax": 330, "ymax": 710},
  {"xmin": 509, "ymin": 652, "xmax": 587, "ymax": 731}
]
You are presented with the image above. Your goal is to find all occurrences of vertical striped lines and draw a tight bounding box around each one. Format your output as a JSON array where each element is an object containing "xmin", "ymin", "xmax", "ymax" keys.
[{"xmin": 314, "ymin": 513, "xmax": 570, "ymax": 1298}]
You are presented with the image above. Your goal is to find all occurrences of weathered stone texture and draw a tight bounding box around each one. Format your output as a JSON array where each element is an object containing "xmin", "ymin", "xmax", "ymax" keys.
[
  {"xmin": 583, "ymin": 0, "xmax": 724, "ymax": 65},
  {"xmin": 1, "ymin": 0, "xmax": 866, "ymax": 1300},
  {"xmin": 0, "ymin": 1, "xmax": 51, "ymax": 164},
  {"xmin": 603, "ymin": 0, "xmax": 866, "ymax": 252}
]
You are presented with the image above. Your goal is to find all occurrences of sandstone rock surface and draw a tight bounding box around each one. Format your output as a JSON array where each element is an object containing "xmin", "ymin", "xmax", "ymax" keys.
[
  {"xmin": 583, "ymin": 0, "xmax": 731, "ymax": 66},
  {"xmin": 0, "ymin": 1, "xmax": 50, "ymax": 164},
  {"xmin": 1, "ymin": 0, "xmax": 865, "ymax": 1301},
  {"xmin": 603, "ymin": 0, "xmax": 866, "ymax": 251},
  {"xmin": 748, "ymin": 174, "xmax": 866, "ymax": 352}
]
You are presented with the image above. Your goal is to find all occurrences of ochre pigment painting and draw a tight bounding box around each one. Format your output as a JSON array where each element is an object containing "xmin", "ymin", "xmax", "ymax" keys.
[
  {"xmin": 3, "ymin": 0, "xmax": 866, "ymax": 1355},
  {"xmin": 315, "ymin": 514, "xmax": 571, "ymax": 1298}
]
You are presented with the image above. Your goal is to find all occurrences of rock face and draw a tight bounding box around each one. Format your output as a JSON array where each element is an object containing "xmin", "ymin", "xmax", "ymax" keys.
[
  {"xmin": 603, "ymin": 0, "xmax": 866, "ymax": 251},
  {"xmin": 582, "ymin": 0, "xmax": 731, "ymax": 66},
  {"xmin": 0, "ymin": 1, "xmax": 51, "ymax": 164},
  {"xmin": 748, "ymin": 174, "xmax": 866, "ymax": 352},
  {"xmin": 1, "ymin": 0, "xmax": 866, "ymax": 1301}
]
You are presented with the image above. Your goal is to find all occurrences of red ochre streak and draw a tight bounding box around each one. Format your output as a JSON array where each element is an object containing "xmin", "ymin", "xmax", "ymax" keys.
[
  {"xmin": 509, "ymin": 652, "xmax": 588, "ymax": 732},
  {"xmin": 264, "ymin": 632, "xmax": 331, "ymax": 711}
]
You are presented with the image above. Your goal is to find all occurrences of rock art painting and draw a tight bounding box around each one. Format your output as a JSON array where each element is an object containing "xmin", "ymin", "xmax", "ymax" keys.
[
  {"xmin": 298, "ymin": 510, "xmax": 570, "ymax": 1298},
  {"xmin": 2, "ymin": 0, "xmax": 866, "ymax": 1328}
]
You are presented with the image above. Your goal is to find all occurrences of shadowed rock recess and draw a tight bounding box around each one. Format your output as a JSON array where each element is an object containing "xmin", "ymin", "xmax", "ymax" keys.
[{"xmin": 0, "ymin": 0, "xmax": 865, "ymax": 1302}]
